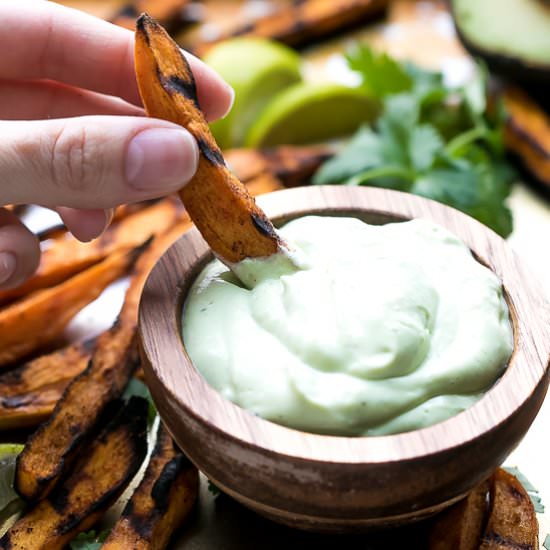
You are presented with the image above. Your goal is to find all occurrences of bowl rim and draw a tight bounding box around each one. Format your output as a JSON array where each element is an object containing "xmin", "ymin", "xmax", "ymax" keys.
[{"xmin": 139, "ymin": 185, "xmax": 550, "ymax": 464}]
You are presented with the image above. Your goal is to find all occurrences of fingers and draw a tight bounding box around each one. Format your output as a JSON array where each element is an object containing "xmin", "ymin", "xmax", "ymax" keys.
[
  {"xmin": 0, "ymin": 1, "xmax": 234, "ymax": 121},
  {"xmin": 0, "ymin": 116, "xmax": 199, "ymax": 209},
  {"xmin": 0, "ymin": 208, "xmax": 40, "ymax": 289},
  {"xmin": 56, "ymin": 207, "xmax": 114, "ymax": 242},
  {"xmin": 0, "ymin": 79, "xmax": 144, "ymax": 120}
]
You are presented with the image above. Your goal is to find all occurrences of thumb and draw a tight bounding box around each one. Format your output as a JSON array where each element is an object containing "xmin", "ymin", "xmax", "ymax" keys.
[{"xmin": 0, "ymin": 116, "xmax": 198, "ymax": 209}]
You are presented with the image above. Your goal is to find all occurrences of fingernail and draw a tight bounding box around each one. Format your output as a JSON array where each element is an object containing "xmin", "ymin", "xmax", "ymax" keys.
[
  {"xmin": 104, "ymin": 208, "xmax": 115, "ymax": 228},
  {"xmin": 0, "ymin": 252, "xmax": 16, "ymax": 285},
  {"xmin": 126, "ymin": 128, "xmax": 199, "ymax": 192},
  {"xmin": 221, "ymin": 84, "xmax": 235, "ymax": 119}
]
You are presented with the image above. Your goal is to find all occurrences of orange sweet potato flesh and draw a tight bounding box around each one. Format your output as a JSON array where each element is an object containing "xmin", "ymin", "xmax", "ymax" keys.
[
  {"xmin": 0, "ymin": 340, "xmax": 94, "ymax": 430},
  {"xmin": 503, "ymin": 87, "xmax": 550, "ymax": 188},
  {"xmin": 0, "ymin": 198, "xmax": 183, "ymax": 306},
  {"xmin": 134, "ymin": 14, "xmax": 288, "ymax": 264},
  {"xmin": 193, "ymin": 0, "xmax": 389, "ymax": 55},
  {"xmin": 101, "ymin": 423, "xmax": 199, "ymax": 550},
  {"xmin": 429, "ymin": 478, "xmax": 490, "ymax": 550},
  {"xmin": 15, "ymin": 220, "xmax": 191, "ymax": 502},
  {"xmin": 0, "ymin": 245, "xmax": 141, "ymax": 369},
  {"xmin": 1, "ymin": 398, "xmax": 148, "ymax": 550},
  {"xmin": 479, "ymin": 468, "xmax": 539, "ymax": 549}
]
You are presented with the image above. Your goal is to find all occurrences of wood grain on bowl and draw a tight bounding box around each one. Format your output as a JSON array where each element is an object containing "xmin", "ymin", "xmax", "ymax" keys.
[{"xmin": 139, "ymin": 186, "xmax": 550, "ymax": 532}]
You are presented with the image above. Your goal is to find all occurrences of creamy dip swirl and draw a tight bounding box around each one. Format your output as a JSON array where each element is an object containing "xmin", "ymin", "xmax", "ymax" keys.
[{"xmin": 182, "ymin": 216, "xmax": 513, "ymax": 436}]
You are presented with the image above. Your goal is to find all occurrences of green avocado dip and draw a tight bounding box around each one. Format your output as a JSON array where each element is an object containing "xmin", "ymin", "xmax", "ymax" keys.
[{"xmin": 182, "ymin": 216, "xmax": 513, "ymax": 436}]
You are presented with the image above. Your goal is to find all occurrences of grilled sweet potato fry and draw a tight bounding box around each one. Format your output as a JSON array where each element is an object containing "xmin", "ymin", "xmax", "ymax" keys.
[
  {"xmin": 15, "ymin": 220, "xmax": 191, "ymax": 502},
  {"xmin": 193, "ymin": 0, "xmax": 389, "ymax": 56},
  {"xmin": 429, "ymin": 478, "xmax": 490, "ymax": 550},
  {"xmin": 479, "ymin": 468, "xmax": 538, "ymax": 549},
  {"xmin": 1, "ymin": 397, "xmax": 148, "ymax": 550},
  {"xmin": 503, "ymin": 86, "xmax": 550, "ymax": 189},
  {"xmin": 14, "ymin": 323, "xmax": 141, "ymax": 501},
  {"xmin": 111, "ymin": 0, "xmax": 195, "ymax": 31},
  {"xmin": 226, "ymin": 145, "xmax": 334, "ymax": 188},
  {"xmin": 0, "ymin": 245, "xmax": 141, "ymax": 369},
  {"xmin": 135, "ymin": 15, "xmax": 291, "ymax": 264},
  {"xmin": 0, "ymin": 340, "xmax": 94, "ymax": 430},
  {"xmin": 0, "ymin": 198, "xmax": 183, "ymax": 306},
  {"xmin": 101, "ymin": 423, "xmax": 198, "ymax": 550}
]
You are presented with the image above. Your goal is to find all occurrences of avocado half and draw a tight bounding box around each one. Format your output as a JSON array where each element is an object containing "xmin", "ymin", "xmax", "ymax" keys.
[{"xmin": 451, "ymin": 0, "xmax": 550, "ymax": 85}]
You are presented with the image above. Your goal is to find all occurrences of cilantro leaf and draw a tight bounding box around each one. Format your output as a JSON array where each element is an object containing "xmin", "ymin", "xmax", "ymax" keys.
[
  {"xmin": 313, "ymin": 127, "xmax": 383, "ymax": 184},
  {"xmin": 409, "ymin": 124, "xmax": 443, "ymax": 172},
  {"xmin": 346, "ymin": 44, "xmax": 412, "ymax": 98},
  {"xmin": 314, "ymin": 44, "xmax": 515, "ymax": 237}
]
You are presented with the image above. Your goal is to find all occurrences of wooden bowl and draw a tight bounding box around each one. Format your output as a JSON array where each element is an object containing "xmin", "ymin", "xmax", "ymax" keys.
[{"xmin": 139, "ymin": 186, "xmax": 550, "ymax": 533}]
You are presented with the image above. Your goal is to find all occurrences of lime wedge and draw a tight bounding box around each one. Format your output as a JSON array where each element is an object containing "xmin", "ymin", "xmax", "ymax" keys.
[
  {"xmin": 203, "ymin": 38, "xmax": 302, "ymax": 148},
  {"xmin": 0, "ymin": 444, "xmax": 23, "ymax": 513},
  {"xmin": 245, "ymin": 82, "xmax": 380, "ymax": 148}
]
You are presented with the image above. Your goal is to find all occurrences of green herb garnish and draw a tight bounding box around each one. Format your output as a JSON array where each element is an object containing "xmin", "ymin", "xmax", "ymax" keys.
[{"xmin": 314, "ymin": 45, "xmax": 516, "ymax": 237}]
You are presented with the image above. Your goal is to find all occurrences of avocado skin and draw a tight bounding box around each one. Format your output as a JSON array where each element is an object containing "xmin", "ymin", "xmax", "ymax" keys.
[{"xmin": 451, "ymin": 3, "xmax": 550, "ymax": 87}]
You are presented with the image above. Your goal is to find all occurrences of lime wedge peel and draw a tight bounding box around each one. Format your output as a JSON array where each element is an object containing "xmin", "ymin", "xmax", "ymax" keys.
[
  {"xmin": 204, "ymin": 38, "xmax": 303, "ymax": 148},
  {"xmin": 245, "ymin": 82, "xmax": 380, "ymax": 148}
]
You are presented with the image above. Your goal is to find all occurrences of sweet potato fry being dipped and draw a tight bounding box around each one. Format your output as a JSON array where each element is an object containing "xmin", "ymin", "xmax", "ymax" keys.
[
  {"xmin": 0, "ymin": 339, "xmax": 95, "ymax": 430},
  {"xmin": 15, "ymin": 219, "xmax": 191, "ymax": 502},
  {"xmin": 134, "ymin": 14, "xmax": 296, "ymax": 274},
  {"xmin": 192, "ymin": 0, "xmax": 389, "ymax": 56},
  {"xmin": 0, "ymin": 197, "xmax": 184, "ymax": 306},
  {"xmin": 1, "ymin": 397, "xmax": 148, "ymax": 550},
  {"xmin": 101, "ymin": 423, "xmax": 199, "ymax": 550},
  {"xmin": 0, "ymin": 244, "xmax": 143, "ymax": 369}
]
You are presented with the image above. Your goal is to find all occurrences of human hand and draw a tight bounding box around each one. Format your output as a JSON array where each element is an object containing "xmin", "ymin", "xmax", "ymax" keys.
[{"xmin": 0, "ymin": 0, "xmax": 234, "ymax": 289}]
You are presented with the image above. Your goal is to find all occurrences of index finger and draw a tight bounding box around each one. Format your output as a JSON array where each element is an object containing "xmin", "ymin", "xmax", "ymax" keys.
[{"xmin": 0, "ymin": 1, "xmax": 233, "ymax": 120}]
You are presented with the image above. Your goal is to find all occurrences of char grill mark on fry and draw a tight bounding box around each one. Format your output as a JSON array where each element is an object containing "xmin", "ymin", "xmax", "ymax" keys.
[
  {"xmin": 0, "ymin": 341, "xmax": 94, "ymax": 430},
  {"xmin": 101, "ymin": 423, "xmax": 199, "ymax": 550},
  {"xmin": 134, "ymin": 14, "xmax": 288, "ymax": 263},
  {"xmin": 158, "ymin": 71, "xmax": 200, "ymax": 109},
  {"xmin": 14, "ymin": 326, "xmax": 141, "ymax": 502},
  {"xmin": 0, "ymin": 398, "xmax": 148, "ymax": 550}
]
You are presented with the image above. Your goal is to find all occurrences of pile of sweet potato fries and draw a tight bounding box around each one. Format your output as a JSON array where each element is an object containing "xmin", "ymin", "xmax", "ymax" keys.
[{"xmin": 0, "ymin": 3, "xmax": 542, "ymax": 548}]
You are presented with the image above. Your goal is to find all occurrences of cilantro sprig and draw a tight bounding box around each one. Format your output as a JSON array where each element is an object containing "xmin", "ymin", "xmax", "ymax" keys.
[{"xmin": 314, "ymin": 45, "xmax": 516, "ymax": 237}]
